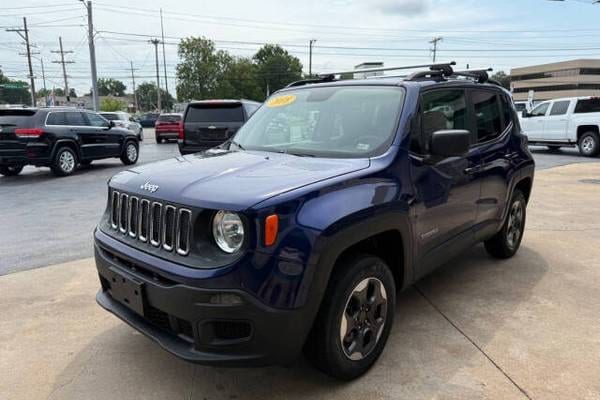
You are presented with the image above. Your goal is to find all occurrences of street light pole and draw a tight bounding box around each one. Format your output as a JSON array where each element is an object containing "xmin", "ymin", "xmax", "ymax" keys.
[
  {"xmin": 149, "ymin": 39, "xmax": 161, "ymax": 111},
  {"xmin": 309, "ymin": 39, "xmax": 317, "ymax": 77},
  {"xmin": 82, "ymin": 0, "xmax": 99, "ymax": 111}
]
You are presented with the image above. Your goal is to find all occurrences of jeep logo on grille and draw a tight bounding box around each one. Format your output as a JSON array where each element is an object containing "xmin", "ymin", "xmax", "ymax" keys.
[{"xmin": 140, "ymin": 181, "xmax": 160, "ymax": 193}]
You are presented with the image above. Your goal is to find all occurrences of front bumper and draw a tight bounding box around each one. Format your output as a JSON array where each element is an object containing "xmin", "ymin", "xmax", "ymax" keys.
[{"xmin": 94, "ymin": 233, "xmax": 313, "ymax": 367}]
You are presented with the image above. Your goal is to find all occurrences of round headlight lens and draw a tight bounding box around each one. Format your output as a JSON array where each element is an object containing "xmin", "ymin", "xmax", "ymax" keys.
[{"xmin": 212, "ymin": 210, "xmax": 245, "ymax": 253}]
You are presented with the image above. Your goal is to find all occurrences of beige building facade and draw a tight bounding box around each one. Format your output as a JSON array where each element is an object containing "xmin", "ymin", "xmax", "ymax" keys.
[{"xmin": 510, "ymin": 59, "xmax": 600, "ymax": 102}]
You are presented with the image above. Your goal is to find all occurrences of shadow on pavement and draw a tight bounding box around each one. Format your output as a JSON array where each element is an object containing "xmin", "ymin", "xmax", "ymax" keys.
[{"xmin": 49, "ymin": 244, "xmax": 548, "ymax": 400}]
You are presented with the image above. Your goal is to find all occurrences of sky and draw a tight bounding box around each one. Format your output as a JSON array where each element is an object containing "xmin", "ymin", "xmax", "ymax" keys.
[{"xmin": 2, "ymin": 0, "xmax": 600, "ymax": 96}]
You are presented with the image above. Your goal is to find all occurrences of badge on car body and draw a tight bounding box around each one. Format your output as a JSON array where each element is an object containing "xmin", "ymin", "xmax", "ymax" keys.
[{"xmin": 140, "ymin": 181, "xmax": 159, "ymax": 193}]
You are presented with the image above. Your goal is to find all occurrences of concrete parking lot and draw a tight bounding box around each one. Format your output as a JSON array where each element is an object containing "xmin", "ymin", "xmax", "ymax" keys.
[{"xmin": 1, "ymin": 158, "xmax": 600, "ymax": 399}]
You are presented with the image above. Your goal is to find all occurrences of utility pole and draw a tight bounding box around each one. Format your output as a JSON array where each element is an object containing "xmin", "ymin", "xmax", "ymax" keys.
[
  {"xmin": 160, "ymin": 8, "xmax": 169, "ymax": 108},
  {"xmin": 7, "ymin": 18, "xmax": 36, "ymax": 106},
  {"xmin": 149, "ymin": 39, "xmax": 161, "ymax": 111},
  {"xmin": 82, "ymin": 0, "xmax": 99, "ymax": 111},
  {"xmin": 429, "ymin": 37, "xmax": 442, "ymax": 63},
  {"xmin": 129, "ymin": 61, "xmax": 139, "ymax": 112},
  {"xmin": 309, "ymin": 39, "xmax": 317, "ymax": 77},
  {"xmin": 51, "ymin": 37, "xmax": 74, "ymax": 102},
  {"xmin": 40, "ymin": 58, "xmax": 48, "ymax": 106}
]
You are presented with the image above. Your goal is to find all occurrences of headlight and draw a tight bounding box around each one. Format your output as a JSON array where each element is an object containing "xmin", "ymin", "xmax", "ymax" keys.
[{"xmin": 212, "ymin": 210, "xmax": 245, "ymax": 253}]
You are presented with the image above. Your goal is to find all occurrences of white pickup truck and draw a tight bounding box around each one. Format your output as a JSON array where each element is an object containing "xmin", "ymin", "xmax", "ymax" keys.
[{"xmin": 519, "ymin": 96, "xmax": 600, "ymax": 157}]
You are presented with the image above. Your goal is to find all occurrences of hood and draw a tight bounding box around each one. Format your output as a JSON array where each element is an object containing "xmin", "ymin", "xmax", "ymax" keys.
[{"xmin": 109, "ymin": 149, "xmax": 370, "ymax": 210}]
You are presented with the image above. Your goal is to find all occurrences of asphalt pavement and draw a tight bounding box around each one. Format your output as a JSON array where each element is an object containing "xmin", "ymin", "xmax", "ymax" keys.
[
  {"xmin": 2, "ymin": 162, "xmax": 599, "ymax": 399},
  {"xmin": 0, "ymin": 137, "xmax": 597, "ymax": 275}
]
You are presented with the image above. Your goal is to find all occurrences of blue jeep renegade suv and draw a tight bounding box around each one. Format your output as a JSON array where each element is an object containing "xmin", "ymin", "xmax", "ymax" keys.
[{"xmin": 94, "ymin": 63, "xmax": 534, "ymax": 380}]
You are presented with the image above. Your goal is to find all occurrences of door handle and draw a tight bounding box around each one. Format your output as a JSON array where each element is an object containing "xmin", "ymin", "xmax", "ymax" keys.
[{"xmin": 464, "ymin": 166, "xmax": 480, "ymax": 174}]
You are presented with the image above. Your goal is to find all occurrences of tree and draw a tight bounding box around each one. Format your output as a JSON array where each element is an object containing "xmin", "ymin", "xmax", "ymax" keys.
[
  {"xmin": 253, "ymin": 44, "xmax": 303, "ymax": 97},
  {"xmin": 491, "ymin": 71, "xmax": 511, "ymax": 90},
  {"xmin": 135, "ymin": 82, "xmax": 174, "ymax": 111},
  {"xmin": 0, "ymin": 69, "xmax": 31, "ymax": 105},
  {"xmin": 218, "ymin": 58, "xmax": 263, "ymax": 101},
  {"xmin": 97, "ymin": 78, "xmax": 126, "ymax": 96},
  {"xmin": 100, "ymin": 97, "xmax": 125, "ymax": 112},
  {"xmin": 176, "ymin": 37, "xmax": 232, "ymax": 101}
]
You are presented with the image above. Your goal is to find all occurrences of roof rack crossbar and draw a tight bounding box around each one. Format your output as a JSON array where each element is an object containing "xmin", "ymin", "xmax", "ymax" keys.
[
  {"xmin": 451, "ymin": 68, "xmax": 493, "ymax": 83},
  {"xmin": 317, "ymin": 61, "xmax": 456, "ymax": 78}
]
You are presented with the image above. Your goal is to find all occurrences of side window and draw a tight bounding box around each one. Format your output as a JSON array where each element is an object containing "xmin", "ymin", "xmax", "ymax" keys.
[
  {"xmin": 86, "ymin": 113, "xmax": 108, "ymax": 127},
  {"xmin": 414, "ymin": 89, "xmax": 467, "ymax": 154},
  {"xmin": 500, "ymin": 94, "xmax": 513, "ymax": 128},
  {"xmin": 46, "ymin": 112, "xmax": 66, "ymax": 126},
  {"xmin": 574, "ymin": 99, "xmax": 600, "ymax": 114},
  {"xmin": 64, "ymin": 112, "xmax": 86, "ymax": 126},
  {"xmin": 472, "ymin": 90, "xmax": 502, "ymax": 143},
  {"xmin": 244, "ymin": 104, "xmax": 259, "ymax": 118},
  {"xmin": 549, "ymin": 101, "xmax": 570, "ymax": 116},
  {"xmin": 530, "ymin": 103, "xmax": 549, "ymax": 117}
]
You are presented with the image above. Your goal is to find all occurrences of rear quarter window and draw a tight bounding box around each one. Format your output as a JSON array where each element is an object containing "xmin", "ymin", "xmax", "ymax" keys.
[
  {"xmin": 46, "ymin": 112, "xmax": 66, "ymax": 125},
  {"xmin": 186, "ymin": 104, "xmax": 244, "ymax": 123},
  {"xmin": 574, "ymin": 99, "xmax": 600, "ymax": 114}
]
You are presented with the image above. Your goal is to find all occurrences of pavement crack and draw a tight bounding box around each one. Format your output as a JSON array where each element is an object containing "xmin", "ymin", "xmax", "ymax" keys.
[{"xmin": 415, "ymin": 285, "xmax": 533, "ymax": 400}]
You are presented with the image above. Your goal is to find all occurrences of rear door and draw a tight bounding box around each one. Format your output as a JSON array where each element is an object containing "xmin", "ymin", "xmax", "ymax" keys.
[
  {"xmin": 184, "ymin": 102, "xmax": 245, "ymax": 147},
  {"xmin": 543, "ymin": 100, "xmax": 571, "ymax": 141},
  {"xmin": 469, "ymin": 88, "xmax": 513, "ymax": 229}
]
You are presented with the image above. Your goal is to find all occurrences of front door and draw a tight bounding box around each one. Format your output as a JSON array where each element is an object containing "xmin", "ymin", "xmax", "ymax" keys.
[
  {"xmin": 521, "ymin": 102, "xmax": 549, "ymax": 140},
  {"xmin": 84, "ymin": 112, "xmax": 122, "ymax": 157},
  {"xmin": 409, "ymin": 88, "xmax": 481, "ymax": 278},
  {"xmin": 64, "ymin": 111, "xmax": 104, "ymax": 159}
]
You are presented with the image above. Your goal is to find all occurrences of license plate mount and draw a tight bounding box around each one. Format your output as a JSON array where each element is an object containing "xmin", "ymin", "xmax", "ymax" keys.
[{"xmin": 107, "ymin": 267, "xmax": 145, "ymax": 316}]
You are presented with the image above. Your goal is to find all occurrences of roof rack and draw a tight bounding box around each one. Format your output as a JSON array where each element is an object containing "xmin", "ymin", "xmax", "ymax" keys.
[
  {"xmin": 451, "ymin": 68, "xmax": 493, "ymax": 84},
  {"xmin": 286, "ymin": 61, "xmax": 457, "ymax": 88}
]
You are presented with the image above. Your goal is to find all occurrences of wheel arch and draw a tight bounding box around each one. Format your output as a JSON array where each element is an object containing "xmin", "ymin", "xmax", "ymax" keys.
[
  {"xmin": 50, "ymin": 139, "xmax": 81, "ymax": 160},
  {"xmin": 576, "ymin": 125, "xmax": 600, "ymax": 141}
]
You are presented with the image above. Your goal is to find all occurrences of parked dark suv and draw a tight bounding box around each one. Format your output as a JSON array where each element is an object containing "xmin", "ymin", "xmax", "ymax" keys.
[
  {"xmin": 178, "ymin": 99, "xmax": 261, "ymax": 154},
  {"xmin": 0, "ymin": 107, "xmax": 139, "ymax": 177},
  {"xmin": 94, "ymin": 63, "xmax": 534, "ymax": 380}
]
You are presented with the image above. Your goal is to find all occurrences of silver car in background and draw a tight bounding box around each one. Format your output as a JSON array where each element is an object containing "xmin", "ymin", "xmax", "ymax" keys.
[{"xmin": 100, "ymin": 112, "xmax": 143, "ymax": 141}]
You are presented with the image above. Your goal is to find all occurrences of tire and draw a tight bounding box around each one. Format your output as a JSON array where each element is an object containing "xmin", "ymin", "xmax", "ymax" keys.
[
  {"xmin": 484, "ymin": 189, "xmax": 527, "ymax": 259},
  {"xmin": 51, "ymin": 147, "xmax": 78, "ymax": 177},
  {"xmin": 0, "ymin": 165, "xmax": 24, "ymax": 176},
  {"xmin": 156, "ymin": 136, "xmax": 163, "ymax": 144},
  {"xmin": 546, "ymin": 145, "xmax": 561, "ymax": 153},
  {"xmin": 304, "ymin": 253, "xmax": 396, "ymax": 380},
  {"xmin": 578, "ymin": 131, "xmax": 600, "ymax": 157},
  {"xmin": 121, "ymin": 141, "xmax": 139, "ymax": 165}
]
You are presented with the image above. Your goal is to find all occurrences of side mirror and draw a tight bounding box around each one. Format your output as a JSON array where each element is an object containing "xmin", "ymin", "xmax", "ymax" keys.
[
  {"xmin": 430, "ymin": 129, "xmax": 471, "ymax": 157},
  {"xmin": 108, "ymin": 120, "xmax": 115, "ymax": 129},
  {"xmin": 521, "ymin": 110, "xmax": 529, "ymax": 118}
]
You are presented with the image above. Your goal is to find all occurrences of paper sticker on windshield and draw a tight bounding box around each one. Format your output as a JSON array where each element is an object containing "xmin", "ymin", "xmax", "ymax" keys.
[{"xmin": 267, "ymin": 95, "xmax": 296, "ymax": 108}]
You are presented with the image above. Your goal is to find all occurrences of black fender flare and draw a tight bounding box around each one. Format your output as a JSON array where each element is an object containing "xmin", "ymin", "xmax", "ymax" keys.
[{"xmin": 50, "ymin": 139, "xmax": 82, "ymax": 161}]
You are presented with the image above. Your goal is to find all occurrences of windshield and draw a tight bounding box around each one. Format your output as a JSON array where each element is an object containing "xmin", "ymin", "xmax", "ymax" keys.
[{"xmin": 232, "ymin": 86, "xmax": 404, "ymax": 158}]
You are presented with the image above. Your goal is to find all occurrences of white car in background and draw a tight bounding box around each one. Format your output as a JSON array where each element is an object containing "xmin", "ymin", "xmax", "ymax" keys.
[
  {"xmin": 519, "ymin": 96, "xmax": 600, "ymax": 157},
  {"xmin": 100, "ymin": 111, "xmax": 143, "ymax": 142}
]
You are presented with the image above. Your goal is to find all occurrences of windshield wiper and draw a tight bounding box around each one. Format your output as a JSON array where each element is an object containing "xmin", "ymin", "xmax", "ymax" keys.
[
  {"xmin": 272, "ymin": 148, "xmax": 315, "ymax": 157},
  {"xmin": 230, "ymin": 140, "xmax": 246, "ymax": 151}
]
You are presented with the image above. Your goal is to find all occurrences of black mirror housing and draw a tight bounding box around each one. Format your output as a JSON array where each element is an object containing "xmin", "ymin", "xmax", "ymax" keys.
[
  {"xmin": 521, "ymin": 110, "xmax": 528, "ymax": 118},
  {"xmin": 430, "ymin": 129, "xmax": 471, "ymax": 157}
]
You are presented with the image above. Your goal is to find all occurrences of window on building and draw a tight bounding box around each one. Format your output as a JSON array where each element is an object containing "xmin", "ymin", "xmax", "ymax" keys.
[
  {"xmin": 574, "ymin": 98, "xmax": 600, "ymax": 114},
  {"xmin": 472, "ymin": 90, "xmax": 502, "ymax": 143},
  {"xmin": 549, "ymin": 101, "xmax": 570, "ymax": 116}
]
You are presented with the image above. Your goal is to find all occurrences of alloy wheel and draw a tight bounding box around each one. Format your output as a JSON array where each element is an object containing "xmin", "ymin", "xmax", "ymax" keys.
[
  {"xmin": 506, "ymin": 200, "xmax": 524, "ymax": 249},
  {"xmin": 340, "ymin": 277, "xmax": 388, "ymax": 361},
  {"xmin": 59, "ymin": 150, "xmax": 75, "ymax": 173},
  {"xmin": 126, "ymin": 143, "xmax": 138, "ymax": 162},
  {"xmin": 581, "ymin": 136, "xmax": 595, "ymax": 154}
]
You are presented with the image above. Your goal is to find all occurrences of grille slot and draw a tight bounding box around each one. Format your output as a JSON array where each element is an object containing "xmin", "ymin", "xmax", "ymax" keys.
[
  {"xmin": 109, "ymin": 190, "xmax": 194, "ymax": 256},
  {"xmin": 177, "ymin": 209, "xmax": 192, "ymax": 256},
  {"xmin": 138, "ymin": 199, "xmax": 150, "ymax": 242},
  {"xmin": 119, "ymin": 193, "xmax": 128, "ymax": 233},
  {"xmin": 150, "ymin": 202, "xmax": 163, "ymax": 247},
  {"xmin": 128, "ymin": 197, "xmax": 139, "ymax": 238},
  {"xmin": 162, "ymin": 205, "xmax": 176, "ymax": 251}
]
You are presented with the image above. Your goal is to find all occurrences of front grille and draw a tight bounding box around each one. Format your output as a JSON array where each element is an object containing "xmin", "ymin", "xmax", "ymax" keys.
[{"xmin": 109, "ymin": 190, "xmax": 192, "ymax": 256}]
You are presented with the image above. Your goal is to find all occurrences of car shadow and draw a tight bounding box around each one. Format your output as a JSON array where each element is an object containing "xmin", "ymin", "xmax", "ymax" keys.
[{"xmin": 49, "ymin": 244, "xmax": 548, "ymax": 400}]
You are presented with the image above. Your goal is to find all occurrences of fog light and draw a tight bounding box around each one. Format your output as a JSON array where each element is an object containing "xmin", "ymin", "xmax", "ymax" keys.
[{"xmin": 209, "ymin": 293, "xmax": 243, "ymax": 305}]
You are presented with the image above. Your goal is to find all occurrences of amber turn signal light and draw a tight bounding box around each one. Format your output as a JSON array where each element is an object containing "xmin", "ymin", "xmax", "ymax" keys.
[{"xmin": 265, "ymin": 214, "xmax": 279, "ymax": 246}]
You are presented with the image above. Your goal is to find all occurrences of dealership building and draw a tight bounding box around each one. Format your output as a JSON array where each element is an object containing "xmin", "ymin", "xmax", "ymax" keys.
[{"xmin": 510, "ymin": 59, "xmax": 600, "ymax": 102}]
